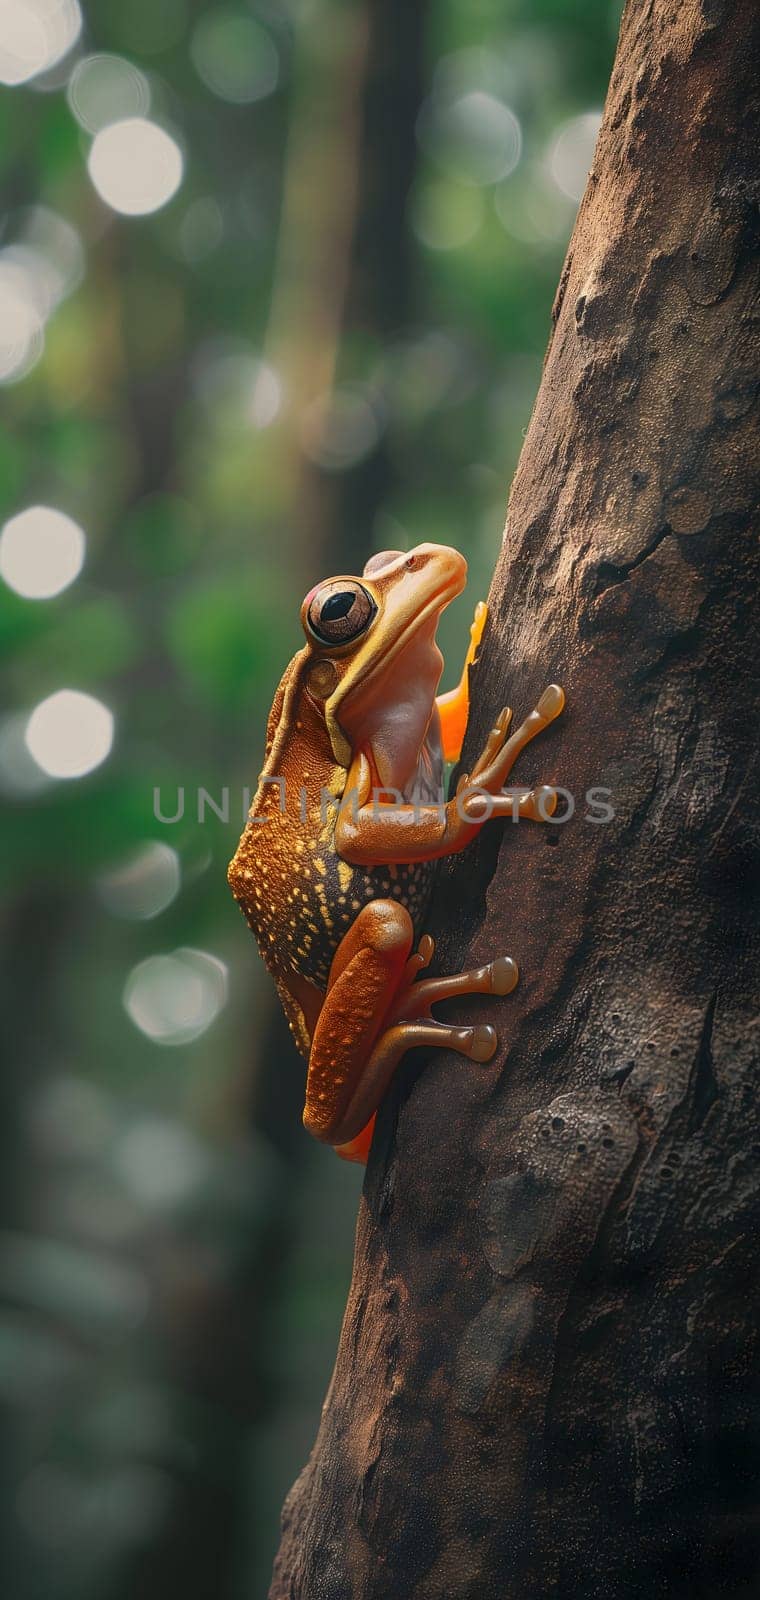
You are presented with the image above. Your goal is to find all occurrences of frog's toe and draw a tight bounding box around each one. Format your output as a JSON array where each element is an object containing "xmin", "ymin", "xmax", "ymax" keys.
[
  {"xmin": 489, "ymin": 955, "xmax": 519, "ymax": 995},
  {"xmin": 537, "ymin": 683, "xmax": 565, "ymax": 722},
  {"xmin": 469, "ymin": 1024, "xmax": 498, "ymax": 1062},
  {"xmin": 532, "ymin": 784, "xmax": 557, "ymax": 819},
  {"xmin": 417, "ymin": 934, "xmax": 435, "ymax": 968}
]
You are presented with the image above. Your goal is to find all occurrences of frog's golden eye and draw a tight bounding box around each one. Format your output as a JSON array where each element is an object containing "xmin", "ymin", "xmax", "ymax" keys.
[{"xmin": 306, "ymin": 581, "xmax": 376, "ymax": 646}]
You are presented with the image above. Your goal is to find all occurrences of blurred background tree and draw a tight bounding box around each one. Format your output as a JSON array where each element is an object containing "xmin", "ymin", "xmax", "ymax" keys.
[{"xmin": 0, "ymin": 0, "xmax": 619, "ymax": 1593}]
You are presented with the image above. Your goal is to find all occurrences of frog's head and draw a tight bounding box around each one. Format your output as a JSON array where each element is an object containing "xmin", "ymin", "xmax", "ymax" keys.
[{"xmin": 300, "ymin": 543, "xmax": 466, "ymax": 789}]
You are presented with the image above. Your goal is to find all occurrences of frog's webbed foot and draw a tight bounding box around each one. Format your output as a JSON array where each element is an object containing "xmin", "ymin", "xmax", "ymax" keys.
[
  {"xmin": 373, "ymin": 949, "xmax": 521, "ymax": 1086},
  {"xmin": 313, "ymin": 910, "xmax": 519, "ymax": 1155},
  {"xmin": 390, "ymin": 938, "xmax": 514, "ymax": 1060}
]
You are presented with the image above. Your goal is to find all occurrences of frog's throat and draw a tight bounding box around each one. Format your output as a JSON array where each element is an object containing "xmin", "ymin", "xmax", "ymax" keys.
[{"xmin": 325, "ymin": 577, "xmax": 462, "ymax": 770}]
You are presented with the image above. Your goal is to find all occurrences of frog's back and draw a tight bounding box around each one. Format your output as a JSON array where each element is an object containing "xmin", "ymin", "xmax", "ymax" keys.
[
  {"xmin": 228, "ymin": 655, "xmax": 437, "ymax": 992},
  {"xmin": 229, "ymin": 766, "xmax": 434, "ymax": 992}
]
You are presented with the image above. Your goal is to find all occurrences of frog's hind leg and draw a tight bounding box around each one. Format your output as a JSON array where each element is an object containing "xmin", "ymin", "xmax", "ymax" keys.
[
  {"xmin": 306, "ymin": 901, "xmax": 504, "ymax": 1153},
  {"xmin": 333, "ymin": 951, "xmax": 508, "ymax": 1160},
  {"xmin": 304, "ymin": 899, "xmax": 413, "ymax": 1147},
  {"xmin": 328, "ymin": 1014, "xmax": 499, "ymax": 1152},
  {"xmin": 336, "ymin": 940, "xmax": 520, "ymax": 1158}
]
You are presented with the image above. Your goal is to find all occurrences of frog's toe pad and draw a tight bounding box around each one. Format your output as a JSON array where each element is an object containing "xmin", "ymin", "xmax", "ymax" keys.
[
  {"xmin": 533, "ymin": 784, "xmax": 558, "ymax": 819},
  {"xmin": 469, "ymin": 1024, "xmax": 498, "ymax": 1063},
  {"xmin": 489, "ymin": 956, "xmax": 519, "ymax": 995},
  {"xmin": 537, "ymin": 683, "xmax": 565, "ymax": 722}
]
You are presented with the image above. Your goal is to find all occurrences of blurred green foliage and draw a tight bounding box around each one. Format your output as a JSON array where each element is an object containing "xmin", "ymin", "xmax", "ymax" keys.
[{"xmin": 0, "ymin": 0, "xmax": 619, "ymax": 1593}]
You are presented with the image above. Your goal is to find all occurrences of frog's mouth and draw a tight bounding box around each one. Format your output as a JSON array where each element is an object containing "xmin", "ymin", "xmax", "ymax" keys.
[{"xmin": 327, "ymin": 548, "xmax": 466, "ymax": 784}]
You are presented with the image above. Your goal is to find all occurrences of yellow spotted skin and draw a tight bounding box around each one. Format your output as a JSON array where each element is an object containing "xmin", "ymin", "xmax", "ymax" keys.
[
  {"xmin": 228, "ymin": 653, "xmax": 435, "ymax": 997},
  {"xmin": 300, "ymin": 945, "xmax": 388, "ymax": 1139}
]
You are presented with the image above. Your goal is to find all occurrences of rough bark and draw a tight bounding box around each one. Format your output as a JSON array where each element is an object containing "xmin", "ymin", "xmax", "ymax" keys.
[{"xmin": 271, "ymin": 2, "xmax": 760, "ymax": 1596}]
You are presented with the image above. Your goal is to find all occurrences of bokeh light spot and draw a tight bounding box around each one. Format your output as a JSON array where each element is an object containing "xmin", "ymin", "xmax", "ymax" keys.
[
  {"xmin": 193, "ymin": 342, "xmax": 283, "ymax": 430},
  {"xmin": 0, "ymin": 505, "xmax": 85, "ymax": 598},
  {"xmin": 418, "ymin": 90, "xmax": 522, "ymax": 187},
  {"xmin": 0, "ymin": 206, "xmax": 84, "ymax": 382},
  {"xmin": 383, "ymin": 329, "xmax": 476, "ymax": 420},
  {"xmin": 248, "ymin": 360, "xmax": 282, "ymax": 429},
  {"xmin": 18, "ymin": 205, "xmax": 84, "ymax": 302},
  {"xmin": 88, "ymin": 118, "xmax": 183, "ymax": 217},
  {"xmin": 116, "ymin": 1118, "xmax": 210, "ymax": 1206},
  {"xmin": 25, "ymin": 689, "xmax": 114, "ymax": 779},
  {"xmin": 190, "ymin": 8, "xmax": 278, "ymax": 104},
  {"xmin": 0, "ymin": 0, "xmax": 81, "ymax": 86},
  {"xmin": 549, "ymin": 110, "xmax": 603, "ymax": 202},
  {"xmin": 67, "ymin": 52, "xmax": 151, "ymax": 133},
  {"xmin": 301, "ymin": 387, "xmax": 382, "ymax": 471},
  {"xmin": 495, "ymin": 163, "xmax": 577, "ymax": 248},
  {"xmin": 0, "ymin": 257, "xmax": 44, "ymax": 382},
  {"xmin": 123, "ymin": 948, "xmax": 228, "ymax": 1046},
  {"xmin": 97, "ymin": 842, "xmax": 181, "ymax": 921}
]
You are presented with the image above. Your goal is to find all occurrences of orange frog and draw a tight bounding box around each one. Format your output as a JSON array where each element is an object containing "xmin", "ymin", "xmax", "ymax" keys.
[{"xmin": 228, "ymin": 545, "xmax": 564, "ymax": 1164}]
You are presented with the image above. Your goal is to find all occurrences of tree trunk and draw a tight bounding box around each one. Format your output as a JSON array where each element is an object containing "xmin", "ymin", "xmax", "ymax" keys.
[{"xmin": 270, "ymin": 1, "xmax": 760, "ymax": 1595}]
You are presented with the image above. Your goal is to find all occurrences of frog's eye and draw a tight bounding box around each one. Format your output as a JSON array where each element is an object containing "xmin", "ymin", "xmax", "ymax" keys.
[{"xmin": 306, "ymin": 581, "xmax": 376, "ymax": 646}]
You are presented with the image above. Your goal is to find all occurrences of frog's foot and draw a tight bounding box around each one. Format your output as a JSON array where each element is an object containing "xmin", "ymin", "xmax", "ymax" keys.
[
  {"xmin": 463, "ymin": 684, "xmax": 564, "ymax": 797},
  {"xmin": 388, "ymin": 952, "xmax": 518, "ymax": 1025},
  {"xmin": 385, "ymin": 1018, "xmax": 498, "ymax": 1066},
  {"xmin": 488, "ymin": 954, "xmax": 520, "ymax": 993},
  {"xmin": 333, "ymin": 1010, "xmax": 496, "ymax": 1165},
  {"xmin": 466, "ymin": 706, "xmax": 513, "ymax": 784},
  {"xmin": 459, "ymin": 1023, "xmax": 497, "ymax": 1062},
  {"xmin": 324, "ymin": 1014, "xmax": 499, "ymax": 1147},
  {"xmin": 516, "ymin": 784, "xmax": 557, "ymax": 821},
  {"xmin": 480, "ymin": 783, "xmax": 558, "ymax": 823},
  {"xmin": 310, "ymin": 905, "xmax": 509, "ymax": 1154}
]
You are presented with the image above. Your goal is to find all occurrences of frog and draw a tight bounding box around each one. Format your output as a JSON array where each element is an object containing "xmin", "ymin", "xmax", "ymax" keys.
[{"xmin": 228, "ymin": 543, "xmax": 564, "ymax": 1164}]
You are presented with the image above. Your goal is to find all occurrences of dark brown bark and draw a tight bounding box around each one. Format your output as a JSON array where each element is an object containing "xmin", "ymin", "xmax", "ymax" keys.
[{"xmin": 270, "ymin": 2, "xmax": 760, "ymax": 1596}]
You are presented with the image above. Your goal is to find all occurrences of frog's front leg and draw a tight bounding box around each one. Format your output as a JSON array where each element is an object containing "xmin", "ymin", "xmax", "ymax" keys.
[
  {"xmin": 335, "ymin": 682, "xmax": 565, "ymax": 866},
  {"xmin": 303, "ymin": 901, "xmax": 508, "ymax": 1149}
]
